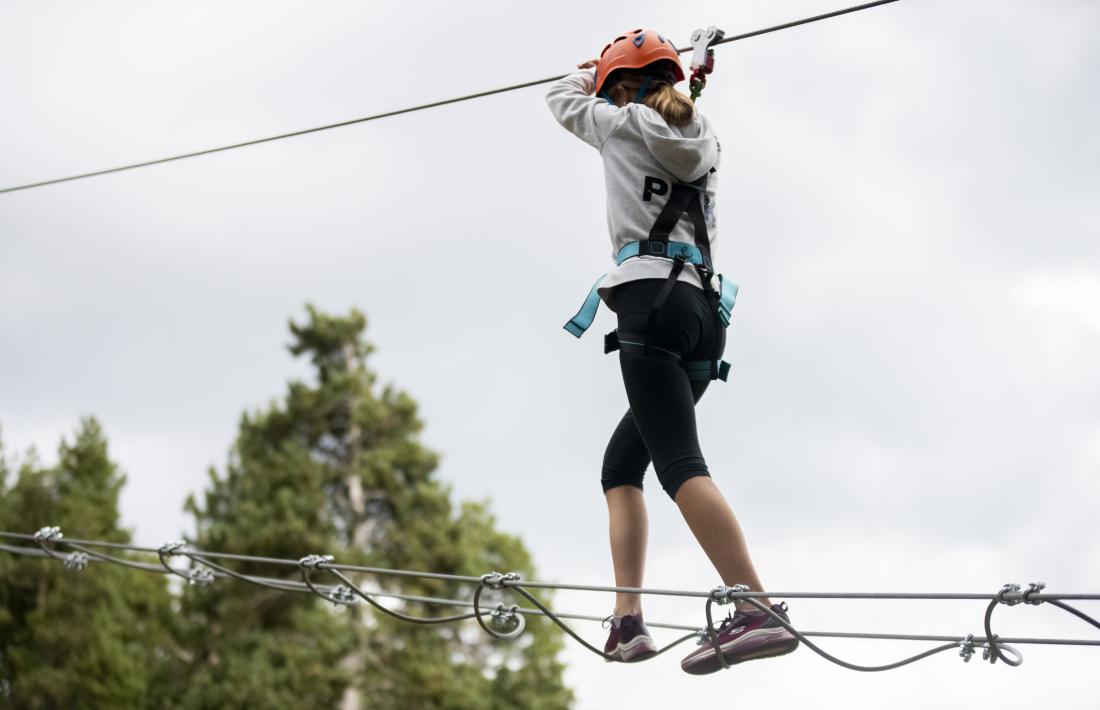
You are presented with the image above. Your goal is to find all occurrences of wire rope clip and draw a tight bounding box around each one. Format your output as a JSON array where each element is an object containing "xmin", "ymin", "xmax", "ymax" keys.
[
  {"xmin": 330, "ymin": 585, "xmax": 359, "ymax": 606},
  {"xmin": 480, "ymin": 571, "xmax": 521, "ymax": 590},
  {"xmin": 958, "ymin": 634, "xmax": 976, "ymax": 663},
  {"xmin": 979, "ymin": 634, "xmax": 1022, "ymax": 666},
  {"xmin": 1022, "ymin": 582, "xmax": 1046, "ymax": 605},
  {"xmin": 159, "ymin": 541, "xmax": 187, "ymax": 556},
  {"xmin": 688, "ymin": 26, "xmax": 725, "ymax": 103},
  {"xmin": 488, "ymin": 604, "xmax": 527, "ymax": 640},
  {"xmin": 64, "ymin": 551, "xmax": 89, "ymax": 572},
  {"xmin": 996, "ymin": 583, "xmax": 1023, "ymax": 606},
  {"xmin": 299, "ymin": 554, "xmax": 335, "ymax": 570},
  {"xmin": 709, "ymin": 584, "xmax": 749, "ymax": 606},
  {"xmin": 33, "ymin": 526, "xmax": 63, "ymax": 544},
  {"xmin": 187, "ymin": 567, "xmax": 216, "ymax": 588}
]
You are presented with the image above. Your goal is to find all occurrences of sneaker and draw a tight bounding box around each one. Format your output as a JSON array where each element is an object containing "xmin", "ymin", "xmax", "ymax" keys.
[
  {"xmin": 680, "ymin": 603, "xmax": 799, "ymax": 675},
  {"xmin": 603, "ymin": 613, "xmax": 658, "ymax": 662}
]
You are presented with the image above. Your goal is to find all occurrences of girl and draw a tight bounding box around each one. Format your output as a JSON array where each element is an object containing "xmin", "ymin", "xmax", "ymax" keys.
[{"xmin": 546, "ymin": 29, "xmax": 798, "ymax": 674}]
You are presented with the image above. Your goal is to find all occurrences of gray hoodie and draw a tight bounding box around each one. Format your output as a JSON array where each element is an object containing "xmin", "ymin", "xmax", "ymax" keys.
[{"xmin": 546, "ymin": 70, "xmax": 721, "ymax": 299}]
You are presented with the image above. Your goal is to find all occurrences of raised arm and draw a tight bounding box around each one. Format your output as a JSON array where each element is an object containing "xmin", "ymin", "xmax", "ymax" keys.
[{"xmin": 545, "ymin": 70, "xmax": 627, "ymax": 150}]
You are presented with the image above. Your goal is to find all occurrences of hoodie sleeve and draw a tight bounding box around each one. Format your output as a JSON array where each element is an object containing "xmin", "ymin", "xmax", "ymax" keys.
[
  {"xmin": 545, "ymin": 71, "xmax": 628, "ymax": 150},
  {"xmin": 637, "ymin": 110, "xmax": 720, "ymax": 182}
]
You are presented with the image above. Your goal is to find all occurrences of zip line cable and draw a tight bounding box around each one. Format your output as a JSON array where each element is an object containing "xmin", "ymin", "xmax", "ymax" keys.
[
  {"xmin": 0, "ymin": 0, "xmax": 901, "ymax": 195},
  {"xmin": 3, "ymin": 528, "xmax": 1098, "ymax": 673}
]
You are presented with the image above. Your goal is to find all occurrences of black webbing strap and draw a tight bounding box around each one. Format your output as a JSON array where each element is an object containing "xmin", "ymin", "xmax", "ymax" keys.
[
  {"xmin": 644, "ymin": 256, "xmax": 686, "ymax": 355},
  {"xmin": 638, "ymin": 173, "xmax": 711, "ymax": 263},
  {"xmin": 605, "ymin": 330, "xmax": 730, "ymax": 381}
]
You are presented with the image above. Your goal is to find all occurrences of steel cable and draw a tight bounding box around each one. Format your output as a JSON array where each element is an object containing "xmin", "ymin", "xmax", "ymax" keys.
[
  {"xmin": 0, "ymin": 0, "xmax": 903, "ymax": 194},
  {"xmin": 5, "ymin": 529, "xmax": 1099, "ymax": 673}
]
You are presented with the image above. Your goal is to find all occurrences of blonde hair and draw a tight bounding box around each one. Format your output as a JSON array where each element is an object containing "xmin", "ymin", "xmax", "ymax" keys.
[{"xmin": 607, "ymin": 72, "xmax": 695, "ymax": 128}]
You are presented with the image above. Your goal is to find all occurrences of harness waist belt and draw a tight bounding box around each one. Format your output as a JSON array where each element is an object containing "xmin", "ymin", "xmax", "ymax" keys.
[
  {"xmin": 615, "ymin": 240, "xmax": 710, "ymax": 268},
  {"xmin": 564, "ymin": 240, "xmax": 719, "ymax": 339}
]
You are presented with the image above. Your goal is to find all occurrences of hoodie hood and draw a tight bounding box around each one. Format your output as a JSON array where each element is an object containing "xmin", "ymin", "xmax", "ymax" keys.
[{"xmin": 634, "ymin": 105, "xmax": 719, "ymax": 182}]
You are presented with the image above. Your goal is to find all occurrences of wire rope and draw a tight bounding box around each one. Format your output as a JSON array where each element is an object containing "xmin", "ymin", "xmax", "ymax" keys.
[{"xmin": 0, "ymin": 0, "xmax": 902, "ymax": 194}]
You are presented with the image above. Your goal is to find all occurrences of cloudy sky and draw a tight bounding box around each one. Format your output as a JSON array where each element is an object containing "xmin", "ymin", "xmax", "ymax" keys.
[{"xmin": 2, "ymin": 0, "xmax": 1098, "ymax": 707}]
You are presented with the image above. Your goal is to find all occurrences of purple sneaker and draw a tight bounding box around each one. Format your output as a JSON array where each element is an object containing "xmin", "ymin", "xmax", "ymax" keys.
[
  {"xmin": 603, "ymin": 613, "xmax": 658, "ymax": 662},
  {"xmin": 680, "ymin": 603, "xmax": 799, "ymax": 675}
]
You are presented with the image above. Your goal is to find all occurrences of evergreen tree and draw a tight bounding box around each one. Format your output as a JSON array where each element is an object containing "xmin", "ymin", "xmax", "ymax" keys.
[
  {"xmin": 0, "ymin": 419, "xmax": 177, "ymax": 709},
  {"xmin": 175, "ymin": 306, "xmax": 572, "ymax": 709}
]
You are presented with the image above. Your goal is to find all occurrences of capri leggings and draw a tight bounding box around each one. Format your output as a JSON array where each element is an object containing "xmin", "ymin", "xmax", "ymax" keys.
[{"xmin": 601, "ymin": 278, "xmax": 727, "ymax": 500}]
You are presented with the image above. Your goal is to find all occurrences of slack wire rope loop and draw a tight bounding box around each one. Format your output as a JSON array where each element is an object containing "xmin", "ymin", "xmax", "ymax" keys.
[
  {"xmin": 703, "ymin": 586, "xmax": 1032, "ymax": 672},
  {"xmin": 297, "ymin": 555, "xmax": 478, "ymax": 625},
  {"xmin": 5, "ymin": 530, "xmax": 1100, "ymax": 671},
  {"xmin": 505, "ymin": 583, "xmax": 701, "ymax": 662},
  {"xmin": 473, "ymin": 573, "xmax": 527, "ymax": 640},
  {"xmin": 716, "ymin": 593, "xmax": 964, "ymax": 672},
  {"xmin": 33, "ymin": 526, "xmax": 161, "ymax": 574},
  {"xmin": 0, "ymin": 0, "xmax": 903, "ymax": 195}
]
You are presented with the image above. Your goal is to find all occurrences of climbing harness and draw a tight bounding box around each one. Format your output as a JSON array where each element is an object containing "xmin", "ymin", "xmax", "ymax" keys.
[
  {"xmin": 565, "ymin": 26, "xmax": 735, "ymax": 383},
  {"xmin": 563, "ymin": 168, "xmax": 737, "ymax": 382}
]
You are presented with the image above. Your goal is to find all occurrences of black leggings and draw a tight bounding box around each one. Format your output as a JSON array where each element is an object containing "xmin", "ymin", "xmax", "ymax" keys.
[{"xmin": 601, "ymin": 278, "xmax": 727, "ymax": 500}]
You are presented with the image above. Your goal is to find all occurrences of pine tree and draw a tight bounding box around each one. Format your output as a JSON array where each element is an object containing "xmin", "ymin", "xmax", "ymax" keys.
[
  {"xmin": 0, "ymin": 419, "xmax": 177, "ymax": 709},
  {"xmin": 174, "ymin": 306, "xmax": 572, "ymax": 709}
]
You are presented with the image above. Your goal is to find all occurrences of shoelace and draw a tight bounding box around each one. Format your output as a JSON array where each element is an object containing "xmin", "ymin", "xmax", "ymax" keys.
[{"xmin": 714, "ymin": 611, "xmax": 747, "ymax": 634}]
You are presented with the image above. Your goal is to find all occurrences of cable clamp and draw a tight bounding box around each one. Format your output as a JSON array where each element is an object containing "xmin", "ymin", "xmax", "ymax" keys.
[
  {"xmin": 488, "ymin": 603, "xmax": 526, "ymax": 639},
  {"xmin": 981, "ymin": 635, "xmax": 1023, "ymax": 666},
  {"xmin": 330, "ymin": 585, "xmax": 359, "ymax": 606},
  {"xmin": 298, "ymin": 554, "xmax": 334, "ymax": 570},
  {"xmin": 1022, "ymin": 581, "xmax": 1046, "ymax": 605},
  {"xmin": 958, "ymin": 634, "xmax": 975, "ymax": 663},
  {"xmin": 33, "ymin": 526, "xmax": 63, "ymax": 543},
  {"xmin": 64, "ymin": 552, "xmax": 89, "ymax": 572},
  {"xmin": 709, "ymin": 584, "xmax": 749, "ymax": 606},
  {"xmin": 187, "ymin": 567, "xmax": 215, "ymax": 588},
  {"xmin": 480, "ymin": 571, "xmax": 521, "ymax": 590},
  {"xmin": 159, "ymin": 541, "xmax": 187, "ymax": 556},
  {"xmin": 996, "ymin": 583, "xmax": 1022, "ymax": 606}
]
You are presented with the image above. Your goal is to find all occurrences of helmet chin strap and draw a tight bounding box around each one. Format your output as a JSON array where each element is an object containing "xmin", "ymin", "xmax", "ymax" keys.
[{"xmin": 598, "ymin": 75, "xmax": 654, "ymax": 107}]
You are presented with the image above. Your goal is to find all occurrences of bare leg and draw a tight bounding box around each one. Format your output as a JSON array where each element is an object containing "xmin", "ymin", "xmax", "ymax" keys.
[
  {"xmin": 605, "ymin": 485, "xmax": 648, "ymax": 616},
  {"xmin": 674, "ymin": 476, "xmax": 772, "ymax": 611}
]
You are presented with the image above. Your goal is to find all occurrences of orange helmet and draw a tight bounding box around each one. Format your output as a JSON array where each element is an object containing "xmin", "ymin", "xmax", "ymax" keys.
[{"xmin": 594, "ymin": 29, "xmax": 685, "ymax": 96}]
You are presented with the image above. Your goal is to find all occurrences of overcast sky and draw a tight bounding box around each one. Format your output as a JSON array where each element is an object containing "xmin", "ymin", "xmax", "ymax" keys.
[{"xmin": 2, "ymin": 1, "xmax": 1098, "ymax": 707}]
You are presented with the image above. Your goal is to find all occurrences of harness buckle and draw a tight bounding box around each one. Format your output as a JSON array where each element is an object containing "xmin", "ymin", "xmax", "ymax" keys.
[{"xmin": 604, "ymin": 331, "xmax": 620, "ymax": 354}]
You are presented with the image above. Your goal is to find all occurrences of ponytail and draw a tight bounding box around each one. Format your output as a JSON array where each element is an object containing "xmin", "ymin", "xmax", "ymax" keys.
[
  {"xmin": 606, "ymin": 72, "xmax": 695, "ymax": 128},
  {"xmin": 642, "ymin": 83, "xmax": 694, "ymax": 128}
]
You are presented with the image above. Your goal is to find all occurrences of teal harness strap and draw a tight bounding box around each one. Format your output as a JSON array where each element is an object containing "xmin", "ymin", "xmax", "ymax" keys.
[
  {"xmin": 615, "ymin": 240, "xmax": 707, "ymax": 266},
  {"xmin": 563, "ymin": 274, "xmax": 607, "ymax": 338},
  {"xmin": 564, "ymin": 241, "xmax": 739, "ymax": 339},
  {"xmin": 717, "ymin": 274, "xmax": 738, "ymax": 327},
  {"xmin": 683, "ymin": 359, "xmax": 731, "ymax": 382}
]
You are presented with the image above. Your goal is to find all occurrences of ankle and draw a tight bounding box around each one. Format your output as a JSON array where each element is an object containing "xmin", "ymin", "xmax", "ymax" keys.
[{"xmin": 736, "ymin": 599, "xmax": 772, "ymax": 614}]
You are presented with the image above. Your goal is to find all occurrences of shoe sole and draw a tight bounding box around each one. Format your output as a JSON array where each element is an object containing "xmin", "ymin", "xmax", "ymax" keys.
[
  {"xmin": 605, "ymin": 634, "xmax": 659, "ymax": 663},
  {"xmin": 681, "ymin": 629, "xmax": 800, "ymax": 676}
]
